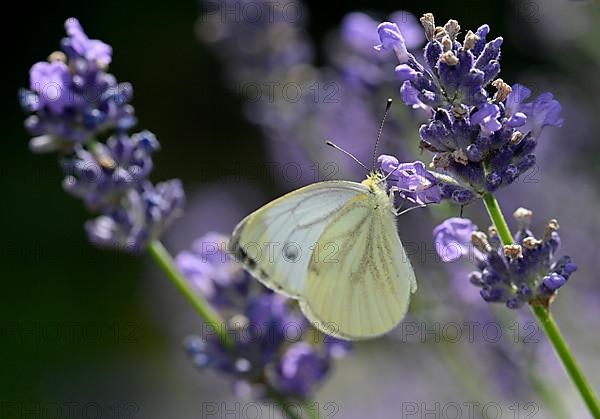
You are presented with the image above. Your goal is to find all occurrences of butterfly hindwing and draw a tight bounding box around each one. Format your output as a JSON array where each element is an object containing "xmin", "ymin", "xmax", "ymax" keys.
[{"xmin": 299, "ymin": 191, "xmax": 415, "ymax": 339}]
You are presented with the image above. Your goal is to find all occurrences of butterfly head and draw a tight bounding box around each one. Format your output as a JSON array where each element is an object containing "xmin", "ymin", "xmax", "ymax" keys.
[{"xmin": 362, "ymin": 171, "xmax": 388, "ymax": 193}]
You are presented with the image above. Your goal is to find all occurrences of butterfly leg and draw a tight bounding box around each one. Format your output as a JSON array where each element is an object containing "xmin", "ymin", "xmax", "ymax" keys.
[
  {"xmin": 389, "ymin": 187, "xmax": 407, "ymax": 216},
  {"xmin": 389, "ymin": 187, "xmax": 426, "ymax": 216}
]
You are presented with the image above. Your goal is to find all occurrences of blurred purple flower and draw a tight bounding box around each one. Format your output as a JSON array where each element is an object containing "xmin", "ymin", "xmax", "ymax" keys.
[
  {"xmin": 29, "ymin": 61, "xmax": 74, "ymax": 114},
  {"xmin": 21, "ymin": 17, "xmax": 182, "ymax": 253},
  {"xmin": 274, "ymin": 342, "xmax": 330, "ymax": 399},
  {"xmin": 20, "ymin": 18, "xmax": 135, "ymax": 152},
  {"xmin": 176, "ymin": 233, "xmax": 247, "ymax": 305},
  {"xmin": 388, "ymin": 11, "xmax": 426, "ymax": 49},
  {"xmin": 433, "ymin": 217, "xmax": 477, "ymax": 262},
  {"xmin": 63, "ymin": 18, "xmax": 112, "ymax": 65},
  {"xmin": 180, "ymin": 232, "xmax": 350, "ymax": 400}
]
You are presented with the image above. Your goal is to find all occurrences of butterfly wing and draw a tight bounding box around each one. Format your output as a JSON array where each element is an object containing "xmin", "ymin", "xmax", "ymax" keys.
[
  {"xmin": 228, "ymin": 181, "xmax": 368, "ymax": 298},
  {"xmin": 299, "ymin": 192, "xmax": 415, "ymax": 340}
]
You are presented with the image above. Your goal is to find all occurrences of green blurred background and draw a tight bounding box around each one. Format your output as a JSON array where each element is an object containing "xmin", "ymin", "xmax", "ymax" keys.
[{"xmin": 3, "ymin": 0, "xmax": 600, "ymax": 417}]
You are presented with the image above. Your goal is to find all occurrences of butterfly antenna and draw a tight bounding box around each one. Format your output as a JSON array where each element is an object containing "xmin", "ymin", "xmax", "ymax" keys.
[
  {"xmin": 373, "ymin": 98, "xmax": 393, "ymax": 170},
  {"xmin": 325, "ymin": 140, "xmax": 369, "ymax": 172}
]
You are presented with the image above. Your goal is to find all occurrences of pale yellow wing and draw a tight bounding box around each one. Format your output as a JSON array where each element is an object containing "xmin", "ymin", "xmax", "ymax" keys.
[
  {"xmin": 228, "ymin": 181, "xmax": 368, "ymax": 298},
  {"xmin": 299, "ymin": 192, "xmax": 415, "ymax": 340}
]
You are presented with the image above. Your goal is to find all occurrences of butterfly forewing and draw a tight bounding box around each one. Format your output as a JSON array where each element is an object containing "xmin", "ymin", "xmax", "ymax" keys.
[{"xmin": 228, "ymin": 181, "xmax": 368, "ymax": 297}]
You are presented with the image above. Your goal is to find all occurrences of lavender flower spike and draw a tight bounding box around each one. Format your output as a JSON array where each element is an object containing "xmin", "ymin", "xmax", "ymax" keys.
[
  {"xmin": 20, "ymin": 18, "xmax": 135, "ymax": 153},
  {"xmin": 21, "ymin": 18, "xmax": 184, "ymax": 253},
  {"xmin": 377, "ymin": 13, "xmax": 564, "ymax": 201},
  {"xmin": 180, "ymin": 232, "xmax": 350, "ymax": 399},
  {"xmin": 434, "ymin": 209, "xmax": 577, "ymax": 308}
]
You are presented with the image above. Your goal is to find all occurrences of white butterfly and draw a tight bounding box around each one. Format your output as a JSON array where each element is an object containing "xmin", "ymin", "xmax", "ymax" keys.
[{"xmin": 228, "ymin": 171, "xmax": 417, "ymax": 340}]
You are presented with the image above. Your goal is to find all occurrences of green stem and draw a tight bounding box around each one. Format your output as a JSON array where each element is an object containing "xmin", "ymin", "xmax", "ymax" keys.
[
  {"xmin": 532, "ymin": 305, "xmax": 600, "ymax": 418},
  {"xmin": 148, "ymin": 240, "xmax": 232, "ymax": 348},
  {"xmin": 149, "ymin": 241, "xmax": 320, "ymax": 417},
  {"xmin": 482, "ymin": 193, "xmax": 514, "ymax": 245},
  {"xmin": 302, "ymin": 400, "xmax": 319, "ymax": 419},
  {"xmin": 482, "ymin": 193, "xmax": 600, "ymax": 418},
  {"xmin": 267, "ymin": 389, "xmax": 310, "ymax": 419}
]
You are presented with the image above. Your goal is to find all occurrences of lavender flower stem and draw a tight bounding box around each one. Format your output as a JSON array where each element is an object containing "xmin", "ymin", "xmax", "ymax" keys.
[
  {"xmin": 482, "ymin": 193, "xmax": 514, "ymax": 245},
  {"xmin": 150, "ymin": 241, "xmax": 318, "ymax": 418},
  {"xmin": 482, "ymin": 194, "xmax": 600, "ymax": 418},
  {"xmin": 148, "ymin": 240, "xmax": 233, "ymax": 348},
  {"xmin": 267, "ymin": 388, "xmax": 312, "ymax": 419},
  {"xmin": 531, "ymin": 305, "xmax": 600, "ymax": 418}
]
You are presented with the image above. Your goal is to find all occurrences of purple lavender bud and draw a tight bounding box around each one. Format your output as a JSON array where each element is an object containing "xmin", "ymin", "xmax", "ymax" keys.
[
  {"xmin": 472, "ymin": 24, "xmax": 490, "ymax": 56},
  {"xmin": 176, "ymin": 227, "xmax": 350, "ymax": 397},
  {"xmin": 485, "ymin": 171, "xmax": 502, "ymax": 191},
  {"xmin": 542, "ymin": 273, "xmax": 567, "ymax": 291},
  {"xmin": 474, "ymin": 37, "xmax": 503, "ymax": 72},
  {"xmin": 424, "ymin": 41, "xmax": 442, "ymax": 70},
  {"xmin": 481, "ymin": 288, "xmax": 503, "ymax": 302},
  {"xmin": 502, "ymin": 165, "xmax": 520, "ymax": 184},
  {"xmin": 451, "ymin": 189, "xmax": 475, "ymax": 204},
  {"xmin": 506, "ymin": 298, "xmax": 522, "ymax": 309}
]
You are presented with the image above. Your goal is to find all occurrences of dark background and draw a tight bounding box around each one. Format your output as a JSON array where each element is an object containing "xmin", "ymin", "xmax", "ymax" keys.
[{"xmin": 3, "ymin": 0, "xmax": 599, "ymax": 417}]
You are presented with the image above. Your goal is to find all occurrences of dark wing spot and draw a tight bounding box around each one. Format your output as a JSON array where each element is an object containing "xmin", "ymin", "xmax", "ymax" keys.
[{"xmin": 284, "ymin": 244, "xmax": 298, "ymax": 261}]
